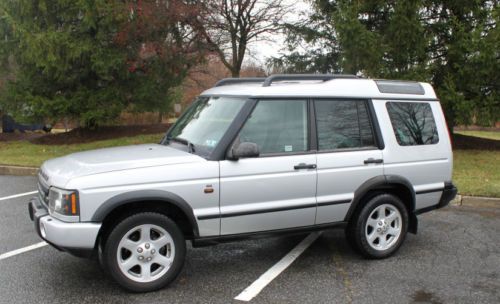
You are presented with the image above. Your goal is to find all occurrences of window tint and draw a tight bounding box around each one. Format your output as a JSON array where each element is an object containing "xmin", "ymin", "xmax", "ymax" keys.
[
  {"xmin": 238, "ymin": 100, "xmax": 308, "ymax": 154},
  {"xmin": 315, "ymin": 100, "xmax": 375, "ymax": 150},
  {"xmin": 386, "ymin": 102, "xmax": 439, "ymax": 146}
]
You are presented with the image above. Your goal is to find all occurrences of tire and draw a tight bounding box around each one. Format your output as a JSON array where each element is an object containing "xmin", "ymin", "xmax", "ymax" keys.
[
  {"xmin": 102, "ymin": 212, "xmax": 186, "ymax": 292},
  {"xmin": 346, "ymin": 194, "xmax": 408, "ymax": 259}
]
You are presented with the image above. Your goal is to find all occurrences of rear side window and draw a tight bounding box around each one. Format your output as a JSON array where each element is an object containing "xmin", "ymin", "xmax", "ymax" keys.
[
  {"xmin": 315, "ymin": 99, "xmax": 376, "ymax": 150},
  {"xmin": 386, "ymin": 102, "xmax": 439, "ymax": 146}
]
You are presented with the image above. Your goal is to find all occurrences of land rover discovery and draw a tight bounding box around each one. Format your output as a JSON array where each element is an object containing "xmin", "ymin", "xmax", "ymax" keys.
[{"xmin": 28, "ymin": 74, "xmax": 457, "ymax": 292}]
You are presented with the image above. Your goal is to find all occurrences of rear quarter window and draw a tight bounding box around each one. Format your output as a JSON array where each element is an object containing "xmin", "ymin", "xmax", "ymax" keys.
[{"xmin": 386, "ymin": 102, "xmax": 439, "ymax": 146}]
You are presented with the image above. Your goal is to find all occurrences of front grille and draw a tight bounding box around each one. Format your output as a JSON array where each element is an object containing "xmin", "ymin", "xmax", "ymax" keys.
[
  {"xmin": 39, "ymin": 168, "xmax": 49, "ymax": 182},
  {"xmin": 37, "ymin": 175, "xmax": 50, "ymax": 206}
]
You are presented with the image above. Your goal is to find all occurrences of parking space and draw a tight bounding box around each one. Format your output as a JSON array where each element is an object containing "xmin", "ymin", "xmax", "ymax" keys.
[
  {"xmin": 258, "ymin": 207, "xmax": 500, "ymax": 303},
  {"xmin": 0, "ymin": 175, "xmax": 499, "ymax": 303},
  {"xmin": 0, "ymin": 176, "xmax": 41, "ymax": 253},
  {"xmin": 0, "ymin": 175, "xmax": 37, "ymax": 198}
]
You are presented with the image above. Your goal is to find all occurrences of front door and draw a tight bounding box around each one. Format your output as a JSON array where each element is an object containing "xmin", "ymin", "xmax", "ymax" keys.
[{"xmin": 219, "ymin": 99, "xmax": 317, "ymax": 235}]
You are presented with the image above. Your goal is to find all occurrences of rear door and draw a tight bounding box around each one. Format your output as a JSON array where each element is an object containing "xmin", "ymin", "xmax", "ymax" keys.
[
  {"xmin": 376, "ymin": 100, "xmax": 452, "ymax": 211},
  {"xmin": 314, "ymin": 99, "xmax": 384, "ymax": 224},
  {"xmin": 219, "ymin": 99, "xmax": 317, "ymax": 235}
]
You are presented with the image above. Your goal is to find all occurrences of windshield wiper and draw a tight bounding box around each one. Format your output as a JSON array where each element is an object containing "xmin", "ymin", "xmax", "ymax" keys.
[{"xmin": 170, "ymin": 137, "xmax": 196, "ymax": 153}]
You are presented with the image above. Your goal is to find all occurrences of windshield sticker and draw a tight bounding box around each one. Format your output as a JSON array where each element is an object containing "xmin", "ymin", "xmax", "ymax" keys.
[
  {"xmin": 205, "ymin": 139, "xmax": 218, "ymax": 147},
  {"xmin": 285, "ymin": 145, "xmax": 293, "ymax": 152}
]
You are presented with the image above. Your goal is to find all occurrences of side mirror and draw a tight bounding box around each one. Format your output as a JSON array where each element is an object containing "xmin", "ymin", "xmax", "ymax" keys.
[{"xmin": 228, "ymin": 142, "xmax": 260, "ymax": 160}]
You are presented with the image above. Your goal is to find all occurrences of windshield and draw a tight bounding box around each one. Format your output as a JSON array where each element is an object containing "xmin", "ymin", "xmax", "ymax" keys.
[{"xmin": 165, "ymin": 96, "xmax": 246, "ymax": 157}]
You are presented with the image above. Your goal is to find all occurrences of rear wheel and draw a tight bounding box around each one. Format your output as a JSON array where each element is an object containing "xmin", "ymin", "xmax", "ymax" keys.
[
  {"xmin": 103, "ymin": 212, "xmax": 186, "ymax": 292},
  {"xmin": 346, "ymin": 194, "xmax": 408, "ymax": 259}
]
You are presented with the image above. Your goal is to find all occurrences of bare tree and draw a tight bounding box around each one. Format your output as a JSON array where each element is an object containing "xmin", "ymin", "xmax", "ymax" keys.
[{"xmin": 197, "ymin": 0, "xmax": 292, "ymax": 77}]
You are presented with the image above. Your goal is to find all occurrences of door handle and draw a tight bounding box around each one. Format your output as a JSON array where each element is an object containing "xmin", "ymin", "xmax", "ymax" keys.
[
  {"xmin": 294, "ymin": 163, "xmax": 317, "ymax": 170},
  {"xmin": 364, "ymin": 158, "xmax": 383, "ymax": 164}
]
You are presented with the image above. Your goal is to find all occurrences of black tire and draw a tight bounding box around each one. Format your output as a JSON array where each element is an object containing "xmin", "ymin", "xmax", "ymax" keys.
[
  {"xmin": 103, "ymin": 212, "xmax": 186, "ymax": 292},
  {"xmin": 346, "ymin": 194, "xmax": 408, "ymax": 259}
]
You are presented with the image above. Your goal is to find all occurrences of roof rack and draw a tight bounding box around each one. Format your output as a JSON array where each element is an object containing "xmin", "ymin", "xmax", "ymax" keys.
[
  {"xmin": 214, "ymin": 77, "xmax": 266, "ymax": 87},
  {"xmin": 262, "ymin": 74, "xmax": 359, "ymax": 87},
  {"xmin": 214, "ymin": 74, "xmax": 360, "ymax": 88}
]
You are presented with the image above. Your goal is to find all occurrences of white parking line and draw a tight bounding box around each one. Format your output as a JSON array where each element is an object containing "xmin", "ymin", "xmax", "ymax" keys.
[
  {"xmin": 0, "ymin": 242, "xmax": 48, "ymax": 261},
  {"xmin": 234, "ymin": 232, "xmax": 321, "ymax": 302},
  {"xmin": 0, "ymin": 190, "xmax": 37, "ymax": 202}
]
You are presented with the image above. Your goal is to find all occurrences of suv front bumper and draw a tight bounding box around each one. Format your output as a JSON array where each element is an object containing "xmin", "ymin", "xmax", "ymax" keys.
[{"xmin": 28, "ymin": 196, "xmax": 101, "ymax": 256}]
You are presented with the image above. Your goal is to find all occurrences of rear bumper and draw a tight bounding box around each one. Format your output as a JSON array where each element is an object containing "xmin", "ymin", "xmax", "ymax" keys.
[
  {"xmin": 437, "ymin": 182, "xmax": 458, "ymax": 209},
  {"xmin": 415, "ymin": 182, "xmax": 457, "ymax": 215},
  {"xmin": 28, "ymin": 196, "xmax": 101, "ymax": 257}
]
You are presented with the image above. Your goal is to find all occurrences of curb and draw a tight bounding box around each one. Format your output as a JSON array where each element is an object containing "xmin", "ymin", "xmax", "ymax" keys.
[
  {"xmin": 451, "ymin": 194, "xmax": 500, "ymax": 209},
  {"xmin": 0, "ymin": 165, "xmax": 38, "ymax": 176}
]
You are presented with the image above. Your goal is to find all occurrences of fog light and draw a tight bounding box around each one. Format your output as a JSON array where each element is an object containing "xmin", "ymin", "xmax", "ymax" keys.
[{"xmin": 40, "ymin": 221, "xmax": 46, "ymax": 238}]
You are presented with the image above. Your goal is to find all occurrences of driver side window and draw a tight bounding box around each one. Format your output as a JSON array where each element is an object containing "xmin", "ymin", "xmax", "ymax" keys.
[{"xmin": 238, "ymin": 99, "xmax": 308, "ymax": 154}]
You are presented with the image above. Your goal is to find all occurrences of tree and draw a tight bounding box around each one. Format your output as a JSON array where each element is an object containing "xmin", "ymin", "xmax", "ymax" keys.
[
  {"xmin": 425, "ymin": 0, "xmax": 500, "ymax": 127},
  {"xmin": 0, "ymin": 0, "xmax": 205, "ymax": 128},
  {"xmin": 272, "ymin": 0, "xmax": 430, "ymax": 78},
  {"xmin": 0, "ymin": 1, "xmax": 129, "ymax": 127},
  {"xmin": 116, "ymin": 0, "xmax": 206, "ymax": 123},
  {"xmin": 273, "ymin": 0, "xmax": 499, "ymax": 127},
  {"xmin": 197, "ymin": 0, "xmax": 292, "ymax": 77}
]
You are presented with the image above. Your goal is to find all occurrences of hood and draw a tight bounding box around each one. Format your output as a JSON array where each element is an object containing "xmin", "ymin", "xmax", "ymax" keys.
[{"xmin": 40, "ymin": 144, "xmax": 205, "ymax": 187}]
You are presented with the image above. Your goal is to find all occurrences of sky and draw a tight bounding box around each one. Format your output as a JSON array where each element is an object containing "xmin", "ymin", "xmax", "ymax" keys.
[{"xmin": 247, "ymin": 0, "xmax": 312, "ymax": 66}]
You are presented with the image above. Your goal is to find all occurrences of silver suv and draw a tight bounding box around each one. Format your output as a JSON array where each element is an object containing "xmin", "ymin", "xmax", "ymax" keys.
[{"xmin": 28, "ymin": 74, "xmax": 457, "ymax": 292}]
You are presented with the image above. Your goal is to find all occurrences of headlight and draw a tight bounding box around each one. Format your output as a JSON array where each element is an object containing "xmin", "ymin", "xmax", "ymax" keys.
[{"xmin": 48, "ymin": 187, "xmax": 79, "ymax": 218}]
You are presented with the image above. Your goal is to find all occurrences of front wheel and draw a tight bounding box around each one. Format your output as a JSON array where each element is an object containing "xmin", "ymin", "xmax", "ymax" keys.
[
  {"xmin": 103, "ymin": 212, "xmax": 186, "ymax": 292},
  {"xmin": 346, "ymin": 194, "xmax": 408, "ymax": 259}
]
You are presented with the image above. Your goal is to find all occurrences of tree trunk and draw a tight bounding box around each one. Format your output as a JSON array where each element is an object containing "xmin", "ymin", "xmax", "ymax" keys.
[{"xmin": 158, "ymin": 111, "xmax": 163, "ymax": 124}]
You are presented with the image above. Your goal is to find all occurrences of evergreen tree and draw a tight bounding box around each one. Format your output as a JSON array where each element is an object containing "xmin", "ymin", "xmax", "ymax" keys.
[
  {"xmin": 273, "ymin": 0, "xmax": 499, "ymax": 126},
  {"xmin": 0, "ymin": 0, "xmax": 204, "ymax": 128}
]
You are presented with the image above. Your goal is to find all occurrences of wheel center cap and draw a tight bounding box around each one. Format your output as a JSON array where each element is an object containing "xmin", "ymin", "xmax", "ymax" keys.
[
  {"xmin": 378, "ymin": 220, "xmax": 389, "ymax": 234},
  {"xmin": 137, "ymin": 243, "xmax": 156, "ymax": 262}
]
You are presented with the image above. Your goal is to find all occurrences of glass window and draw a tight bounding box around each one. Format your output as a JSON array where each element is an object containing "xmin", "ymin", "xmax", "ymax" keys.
[
  {"xmin": 386, "ymin": 102, "xmax": 439, "ymax": 146},
  {"xmin": 315, "ymin": 100, "xmax": 375, "ymax": 150},
  {"xmin": 238, "ymin": 99, "xmax": 308, "ymax": 154},
  {"xmin": 166, "ymin": 96, "xmax": 246, "ymax": 156}
]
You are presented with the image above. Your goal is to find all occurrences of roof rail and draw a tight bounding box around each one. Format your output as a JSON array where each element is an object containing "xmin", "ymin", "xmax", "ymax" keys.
[
  {"xmin": 262, "ymin": 74, "xmax": 358, "ymax": 87},
  {"xmin": 214, "ymin": 77, "xmax": 266, "ymax": 87}
]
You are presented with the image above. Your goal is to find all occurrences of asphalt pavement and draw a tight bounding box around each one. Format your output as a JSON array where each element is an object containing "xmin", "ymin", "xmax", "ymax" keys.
[{"xmin": 0, "ymin": 175, "xmax": 499, "ymax": 303}]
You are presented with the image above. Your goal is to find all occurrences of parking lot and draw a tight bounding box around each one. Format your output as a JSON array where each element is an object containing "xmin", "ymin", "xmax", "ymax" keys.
[{"xmin": 0, "ymin": 175, "xmax": 499, "ymax": 304}]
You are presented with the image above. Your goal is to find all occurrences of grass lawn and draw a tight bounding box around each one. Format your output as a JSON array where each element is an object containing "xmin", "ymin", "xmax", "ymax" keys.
[
  {"xmin": 455, "ymin": 130, "xmax": 500, "ymax": 140},
  {"xmin": 453, "ymin": 150, "xmax": 500, "ymax": 197},
  {"xmin": 0, "ymin": 131, "xmax": 498, "ymax": 197},
  {"xmin": 0, "ymin": 133, "xmax": 164, "ymax": 167}
]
